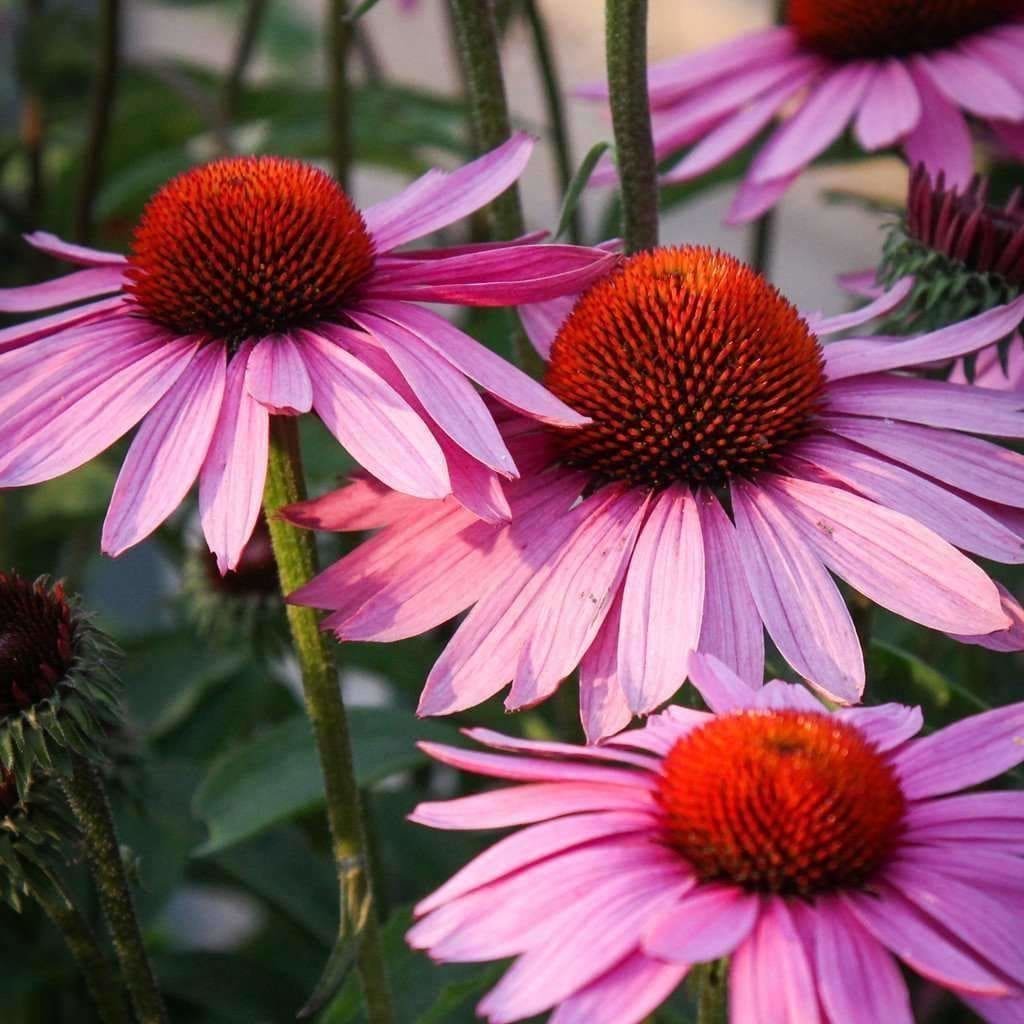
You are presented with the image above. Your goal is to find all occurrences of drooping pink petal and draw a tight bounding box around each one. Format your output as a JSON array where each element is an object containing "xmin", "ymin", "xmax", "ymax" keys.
[
  {"xmin": 960, "ymin": 992, "xmax": 1024, "ymax": 1024},
  {"xmin": 618, "ymin": 486, "xmax": 705, "ymax": 715},
  {"xmin": 822, "ymin": 414, "xmax": 1024, "ymax": 506},
  {"xmin": 767, "ymin": 474, "xmax": 1006, "ymax": 635},
  {"xmin": 904, "ymin": 62, "xmax": 973, "ymax": 190},
  {"xmin": 727, "ymin": 171, "xmax": 800, "ymax": 225},
  {"xmin": 548, "ymin": 952, "xmax": 689, "ymax": 1024},
  {"xmin": 730, "ymin": 480, "xmax": 863, "ymax": 705},
  {"xmin": 749, "ymin": 62, "xmax": 874, "ymax": 185},
  {"xmin": 519, "ymin": 293, "xmax": 577, "ymax": 359},
  {"xmin": 462, "ymin": 726, "xmax": 660, "ymax": 771},
  {"xmin": 579, "ymin": 592, "xmax": 633, "ymax": 743},
  {"xmin": 356, "ymin": 301, "xmax": 588, "ymax": 426},
  {"xmin": 645, "ymin": 884, "xmax": 760, "ymax": 964},
  {"xmin": 687, "ymin": 652, "xmax": 760, "ymax": 713},
  {"xmin": 198, "ymin": 342, "xmax": 269, "ymax": 574},
  {"xmin": 844, "ymin": 886, "xmax": 1010, "ymax": 996},
  {"xmin": 0, "ymin": 296, "xmax": 126, "ymax": 355},
  {"xmin": 904, "ymin": 791, "xmax": 1024, "ymax": 849},
  {"xmin": 346, "ymin": 308, "xmax": 515, "ymax": 475},
  {"xmin": 918, "ymin": 47, "xmax": 1024, "ymax": 121},
  {"xmin": 751, "ymin": 679, "xmax": 825, "ymax": 712},
  {"xmin": 281, "ymin": 474, "xmax": 428, "ymax": 532},
  {"xmin": 806, "ymin": 276, "xmax": 914, "ymax": 338},
  {"xmin": 949, "ymin": 582, "xmax": 1024, "ymax": 653},
  {"xmin": 244, "ymin": 334, "xmax": 313, "ymax": 415},
  {"xmin": 963, "ymin": 33, "xmax": 1024, "ymax": 96},
  {"xmin": 814, "ymin": 899, "xmax": 913, "ymax": 1024},
  {"xmin": 23, "ymin": 230, "xmax": 127, "ymax": 266},
  {"xmin": 362, "ymin": 133, "xmax": 534, "ymax": 253},
  {"xmin": 0, "ymin": 330, "xmax": 200, "ymax": 487},
  {"xmin": 823, "ymin": 295, "xmax": 1024, "ymax": 380},
  {"xmin": 0, "ymin": 266, "xmax": 125, "ymax": 312},
  {"xmin": 102, "ymin": 343, "xmax": 227, "ymax": 556},
  {"xmin": 892, "ymin": 702, "xmax": 1024, "ymax": 799},
  {"xmin": 833, "ymin": 703, "xmax": 923, "ymax": 752},
  {"xmin": 696, "ymin": 494, "xmax": 764, "ymax": 685},
  {"xmin": 730, "ymin": 899, "xmax": 820, "ymax": 1024},
  {"xmin": 295, "ymin": 328, "xmax": 450, "ymax": 499},
  {"xmin": 853, "ymin": 58, "xmax": 922, "ymax": 149},
  {"xmin": 509, "ymin": 489, "xmax": 649, "ymax": 711},
  {"xmin": 375, "ymin": 230, "xmax": 547, "ymax": 262}
]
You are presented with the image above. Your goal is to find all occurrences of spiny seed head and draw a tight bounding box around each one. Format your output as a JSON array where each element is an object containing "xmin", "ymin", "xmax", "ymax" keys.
[
  {"xmin": 544, "ymin": 247, "xmax": 826, "ymax": 491},
  {"xmin": 658, "ymin": 710, "xmax": 906, "ymax": 896},
  {"xmin": 787, "ymin": 0, "xmax": 1024, "ymax": 60},
  {"xmin": 126, "ymin": 156, "xmax": 375, "ymax": 340}
]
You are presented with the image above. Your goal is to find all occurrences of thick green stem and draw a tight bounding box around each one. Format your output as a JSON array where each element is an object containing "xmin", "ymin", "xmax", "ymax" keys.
[
  {"xmin": 73, "ymin": 0, "xmax": 120, "ymax": 243},
  {"xmin": 61, "ymin": 755, "xmax": 167, "ymax": 1024},
  {"xmin": 605, "ymin": 0, "xmax": 658, "ymax": 253},
  {"xmin": 326, "ymin": 0, "xmax": 353, "ymax": 189},
  {"xmin": 696, "ymin": 960, "xmax": 728, "ymax": 1024},
  {"xmin": 523, "ymin": 0, "xmax": 579, "ymax": 242},
  {"xmin": 31, "ymin": 876, "xmax": 132, "ymax": 1024},
  {"xmin": 263, "ymin": 417, "xmax": 393, "ymax": 1024}
]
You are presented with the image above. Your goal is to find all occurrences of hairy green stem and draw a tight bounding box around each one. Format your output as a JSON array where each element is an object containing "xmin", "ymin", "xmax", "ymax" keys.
[
  {"xmin": 523, "ymin": 0, "xmax": 578, "ymax": 241},
  {"xmin": 218, "ymin": 0, "xmax": 269, "ymax": 154},
  {"xmin": 696, "ymin": 959, "xmax": 728, "ymax": 1024},
  {"xmin": 31, "ymin": 876, "xmax": 132, "ymax": 1024},
  {"xmin": 73, "ymin": 0, "xmax": 120, "ymax": 243},
  {"xmin": 605, "ymin": 0, "xmax": 657, "ymax": 252},
  {"xmin": 263, "ymin": 417, "xmax": 393, "ymax": 1024},
  {"xmin": 62, "ymin": 754, "xmax": 167, "ymax": 1024},
  {"xmin": 326, "ymin": 0, "xmax": 353, "ymax": 189}
]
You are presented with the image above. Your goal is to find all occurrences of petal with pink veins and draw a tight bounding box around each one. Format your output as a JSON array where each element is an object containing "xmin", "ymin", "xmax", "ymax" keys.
[
  {"xmin": 904, "ymin": 61, "xmax": 973, "ymax": 190},
  {"xmin": 645, "ymin": 884, "xmax": 760, "ymax": 964},
  {"xmin": 854, "ymin": 58, "xmax": 921, "ymax": 149},
  {"xmin": 0, "ymin": 266, "xmax": 125, "ymax": 312},
  {"xmin": 244, "ymin": 334, "xmax": 313, "ymax": 415}
]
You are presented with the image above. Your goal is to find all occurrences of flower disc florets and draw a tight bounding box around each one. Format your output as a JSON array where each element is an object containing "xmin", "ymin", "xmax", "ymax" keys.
[
  {"xmin": 658, "ymin": 710, "xmax": 906, "ymax": 896},
  {"xmin": 544, "ymin": 247, "xmax": 826, "ymax": 490},
  {"xmin": 125, "ymin": 156, "xmax": 375, "ymax": 340}
]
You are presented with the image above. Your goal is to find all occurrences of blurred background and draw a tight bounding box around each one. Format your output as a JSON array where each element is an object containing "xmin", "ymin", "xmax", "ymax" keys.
[{"xmin": 0, "ymin": 1, "xmax": 1000, "ymax": 1021}]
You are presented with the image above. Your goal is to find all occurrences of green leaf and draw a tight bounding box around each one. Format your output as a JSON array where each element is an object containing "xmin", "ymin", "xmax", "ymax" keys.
[
  {"xmin": 869, "ymin": 640, "xmax": 989, "ymax": 713},
  {"xmin": 554, "ymin": 141, "xmax": 610, "ymax": 240},
  {"xmin": 192, "ymin": 709, "xmax": 457, "ymax": 855}
]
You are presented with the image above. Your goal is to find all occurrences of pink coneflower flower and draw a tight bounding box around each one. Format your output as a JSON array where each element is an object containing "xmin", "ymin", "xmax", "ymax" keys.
[
  {"xmin": 0, "ymin": 135, "xmax": 614, "ymax": 570},
  {"xmin": 587, "ymin": 1, "xmax": 1024, "ymax": 223},
  {"xmin": 288, "ymin": 246, "xmax": 1024, "ymax": 738},
  {"xmin": 407, "ymin": 653, "xmax": 1024, "ymax": 1024}
]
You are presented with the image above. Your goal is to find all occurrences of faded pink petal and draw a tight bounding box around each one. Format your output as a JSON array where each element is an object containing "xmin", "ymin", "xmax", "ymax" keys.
[
  {"xmin": 854, "ymin": 59, "xmax": 921, "ymax": 149},
  {"xmin": 245, "ymin": 334, "xmax": 313, "ymax": 415},
  {"xmin": 0, "ymin": 266, "xmax": 124, "ymax": 312}
]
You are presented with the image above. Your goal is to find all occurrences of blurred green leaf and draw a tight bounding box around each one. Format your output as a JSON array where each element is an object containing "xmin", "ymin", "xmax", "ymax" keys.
[
  {"xmin": 869, "ymin": 640, "xmax": 989, "ymax": 713},
  {"xmin": 193, "ymin": 709, "xmax": 457, "ymax": 854}
]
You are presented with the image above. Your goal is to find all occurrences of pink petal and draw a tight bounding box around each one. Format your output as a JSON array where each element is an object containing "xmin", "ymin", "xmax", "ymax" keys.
[
  {"xmin": 295, "ymin": 328, "xmax": 449, "ymax": 499},
  {"xmin": 509, "ymin": 488, "xmax": 649, "ymax": 711},
  {"xmin": 409, "ymin": 781, "xmax": 657, "ymax": 830},
  {"xmin": 356, "ymin": 301, "xmax": 588, "ymax": 426},
  {"xmin": 363, "ymin": 133, "xmax": 534, "ymax": 252},
  {"xmin": 790, "ymin": 436, "xmax": 1024, "ymax": 563},
  {"xmin": 0, "ymin": 266, "xmax": 124, "ymax": 312},
  {"xmin": 102, "ymin": 343, "xmax": 226, "ymax": 556},
  {"xmin": 548, "ymin": 952, "xmax": 689, "ymax": 1024},
  {"xmin": 730, "ymin": 479, "xmax": 863, "ymax": 705},
  {"xmin": 767, "ymin": 473, "xmax": 1006, "ymax": 635},
  {"xmin": 618, "ymin": 486, "xmax": 705, "ymax": 715},
  {"xmin": 730, "ymin": 899, "xmax": 820, "ymax": 1024},
  {"xmin": 751, "ymin": 678, "xmax": 827, "ymax": 712},
  {"xmin": 0, "ymin": 296, "xmax": 126, "ymax": 355},
  {"xmin": 750, "ymin": 62, "xmax": 874, "ymax": 184},
  {"xmin": 814, "ymin": 899, "xmax": 913, "ymax": 1024},
  {"xmin": 281, "ymin": 473, "xmax": 427, "ymax": 532},
  {"xmin": 519, "ymin": 293, "xmax": 576, "ymax": 360},
  {"xmin": 645, "ymin": 884, "xmax": 760, "ymax": 964},
  {"xmin": 346, "ymin": 309, "xmax": 514, "ymax": 475},
  {"xmin": 844, "ymin": 886, "xmax": 1010, "ymax": 996},
  {"xmin": 960, "ymin": 992, "xmax": 1024, "ymax": 1024},
  {"xmin": 696, "ymin": 494, "xmax": 764, "ymax": 685},
  {"xmin": 687, "ymin": 652, "xmax": 759, "ymax": 713},
  {"xmin": 727, "ymin": 171, "xmax": 800, "ymax": 225},
  {"xmin": 833, "ymin": 703, "xmax": 923, "ymax": 751},
  {"xmin": 579, "ymin": 592, "xmax": 633, "ymax": 743},
  {"xmin": 894, "ymin": 845, "xmax": 1024, "ymax": 896},
  {"xmin": 918, "ymin": 47, "xmax": 1024, "ymax": 121},
  {"xmin": 904, "ymin": 61, "xmax": 973, "ymax": 190},
  {"xmin": 809, "ymin": 276, "xmax": 914, "ymax": 338},
  {"xmin": 854, "ymin": 58, "xmax": 922, "ymax": 149},
  {"xmin": 23, "ymin": 230, "xmax": 126, "ymax": 266},
  {"xmin": 892, "ymin": 702, "xmax": 1024, "ymax": 799},
  {"xmin": 950, "ymin": 582, "xmax": 1024, "ymax": 652},
  {"xmin": 904, "ymin": 791, "xmax": 1024, "ymax": 848},
  {"xmin": 462, "ymin": 726, "xmax": 660, "ymax": 771},
  {"xmin": 244, "ymin": 334, "xmax": 312, "ymax": 415},
  {"xmin": 198, "ymin": 343, "xmax": 269, "ymax": 574}
]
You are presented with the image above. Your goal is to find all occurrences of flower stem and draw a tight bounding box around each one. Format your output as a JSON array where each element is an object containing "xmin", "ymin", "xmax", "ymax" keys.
[
  {"xmin": 326, "ymin": 0, "xmax": 354, "ymax": 189},
  {"xmin": 31, "ymin": 874, "xmax": 133, "ymax": 1024},
  {"xmin": 523, "ymin": 0, "xmax": 579, "ymax": 242},
  {"xmin": 605, "ymin": 0, "xmax": 658, "ymax": 253},
  {"xmin": 73, "ymin": 0, "xmax": 120, "ymax": 243},
  {"xmin": 263, "ymin": 417, "xmax": 394, "ymax": 1024},
  {"xmin": 750, "ymin": 208, "xmax": 776, "ymax": 278},
  {"xmin": 696, "ymin": 959, "xmax": 728, "ymax": 1024},
  {"xmin": 218, "ymin": 0, "xmax": 269, "ymax": 154},
  {"xmin": 61, "ymin": 753, "xmax": 167, "ymax": 1024}
]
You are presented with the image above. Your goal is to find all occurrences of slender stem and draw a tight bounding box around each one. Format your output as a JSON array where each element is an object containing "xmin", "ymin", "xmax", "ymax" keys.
[
  {"xmin": 31, "ymin": 876, "xmax": 133, "ymax": 1024},
  {"xmin": 605, "ymin": 0, "xmax": 658, "ymax": 253},
  {"xmin": 523, "ymin": 0, "xmax": 578, "ymax": 241},
  {"xmin": 326, "ymin": 0, "xmax": 353, "ymax": 189},
  {"xmin": 696, "ymin": 960, "xmax": 728, "ymax": 1024},
  {"xmin": 353, "ymin": 23, "xmax": 384, "ymax": 86},
  {"xmin": 447, "ymin": 0, "xmax": 525, "ymax": 239},
  {"xmin": 263, "ymin": 417, "xmax": 394, "ymax": 1024},
  {"xmin": 73, "ymin": 0, "xmax": 120, "ymax": 243},
  {"xmin": 61, "ymin": 754, "xmax": 167, "ymax": 1024},
  {"xmin": 218, "ymin": 0, "xmax": 269, "ymax": 154}
]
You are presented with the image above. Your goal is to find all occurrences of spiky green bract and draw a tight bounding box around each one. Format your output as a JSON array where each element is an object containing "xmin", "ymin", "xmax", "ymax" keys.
[{"xmin": 0, "ymin": 575, "xmax": 121, "ymax": 796}]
